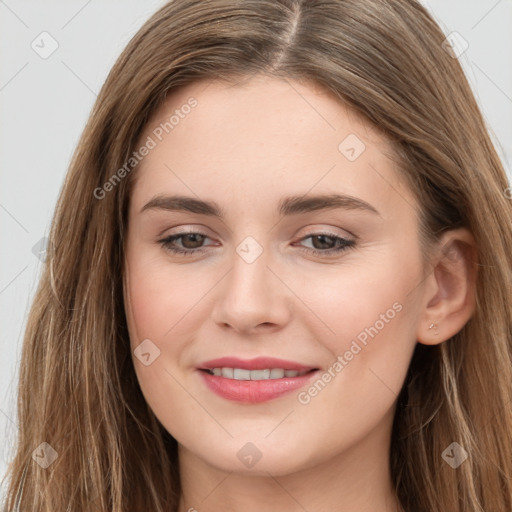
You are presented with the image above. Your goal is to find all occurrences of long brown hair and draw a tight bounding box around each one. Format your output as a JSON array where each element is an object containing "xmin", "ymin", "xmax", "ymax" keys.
[{"xmin": 3, "ymin": 1, "xmax": 512, "ymax": 510}]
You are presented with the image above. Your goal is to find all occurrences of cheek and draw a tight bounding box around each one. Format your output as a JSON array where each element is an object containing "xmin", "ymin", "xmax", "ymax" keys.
[
  {"xmin": 124, "ymin": 254, "xmax": 205, "ymax": 434},
  {"xmin": 298, "ymin": 250, "xmax": 421, "ymax": 397},
  {"xmin": 125, "ymin": 252, "xmax": 201, "ymax": 346},
  {"xmin": 124, "ymin": 249, "xmax": 225, "ymax": 408},
  {"xmin": 123, "ymin": 247, "xmax": 193, "ymax": 390}
]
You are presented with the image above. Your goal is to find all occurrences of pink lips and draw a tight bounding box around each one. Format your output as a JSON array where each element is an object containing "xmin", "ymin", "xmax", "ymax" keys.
[{"xmin": 197, "ymin": 356, "xmax": 318, "ymax": 403}]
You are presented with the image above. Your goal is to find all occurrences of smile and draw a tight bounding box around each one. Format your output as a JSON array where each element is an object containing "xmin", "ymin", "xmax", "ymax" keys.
[{"xmin": 205, "ymin": 368, "xmax": 312, "ymax": 380}]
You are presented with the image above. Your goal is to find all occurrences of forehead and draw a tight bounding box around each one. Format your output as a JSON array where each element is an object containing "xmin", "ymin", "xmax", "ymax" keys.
[
  {"xmin": 144, "ymin": 75, "xmax": 388, "ymax": 149},
  {"xmin": 130, "ymin": 75, "xmax": 414, "ymax": 218}
]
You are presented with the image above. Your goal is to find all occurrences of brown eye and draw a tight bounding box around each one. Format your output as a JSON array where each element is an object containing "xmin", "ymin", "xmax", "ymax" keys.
[
  {"xmin": 158, "ymin": 232, "xmax": 213, "ymax": 256},
  {"xmin": 310, "ymin": 234, "xmax": 337, "ymax": 250},
  {"xmin": 297, "ymin": 233, "xmax": 355, "ymax": 256},
  {"xmin": 179, "ymin": 233, "xmax": 206, "ymax": 249}
]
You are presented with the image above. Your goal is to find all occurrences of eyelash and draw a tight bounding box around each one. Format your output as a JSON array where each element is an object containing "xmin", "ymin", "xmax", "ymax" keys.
[{"xmin": 158, "ymin": 231, "xmax": 356, "ymax": 257}]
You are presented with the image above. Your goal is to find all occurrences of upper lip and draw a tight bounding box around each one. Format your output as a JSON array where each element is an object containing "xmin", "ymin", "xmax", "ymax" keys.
[{"xmin": 198, "ymin": 357, "xmax": 317, "ymax": 372}]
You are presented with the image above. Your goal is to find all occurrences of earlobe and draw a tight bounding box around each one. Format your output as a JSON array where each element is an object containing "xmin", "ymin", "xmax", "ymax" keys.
[
  {"xmin": 416, "ymin": 228, "xmax": 478, "ymax": 346},
  {"xmin": 428, "ymin": 322, "xmax": 439, "ymax": 336}
]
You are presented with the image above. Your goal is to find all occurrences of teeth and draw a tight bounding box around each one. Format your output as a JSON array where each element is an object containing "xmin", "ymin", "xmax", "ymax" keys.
[
  {"xmin": 269, "ymin": 368, "xmax": 285, "ymax": 379},
  {"xmin": 250, "ymin": 369, "xmax": 270, "ymax": 380},
  {"xmin": 233, "ymin": 368, "xmax": 251, "ymax": 380},
  {"xmin": 221, "ymin": 368, "xmax": 234, "ymax": 378},
  {"xmin": 208, "ymin": 368, "xmax": 310, "ymax": 380}
]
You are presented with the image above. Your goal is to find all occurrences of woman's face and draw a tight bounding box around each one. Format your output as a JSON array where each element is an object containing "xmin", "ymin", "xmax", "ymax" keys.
[{"xmin": 124, "ymin": 75, "xmax": 429, "ymax": 476}]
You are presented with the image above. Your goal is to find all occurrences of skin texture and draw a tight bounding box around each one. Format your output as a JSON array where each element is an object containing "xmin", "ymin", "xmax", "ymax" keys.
[{"xmin": 123, "ymin": 75, "xmax": 476, "ymax": 512}]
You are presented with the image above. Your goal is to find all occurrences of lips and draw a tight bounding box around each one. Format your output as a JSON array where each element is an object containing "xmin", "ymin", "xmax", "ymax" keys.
[{"xmin": 197, "ymin": 356, "xmax": 319, "ymax": 403}]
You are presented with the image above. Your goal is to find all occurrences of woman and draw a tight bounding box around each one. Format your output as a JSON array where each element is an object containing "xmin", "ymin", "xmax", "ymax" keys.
[{"xmin": 2, "ymin": 0, "xmax": 512, "ymax": 511}]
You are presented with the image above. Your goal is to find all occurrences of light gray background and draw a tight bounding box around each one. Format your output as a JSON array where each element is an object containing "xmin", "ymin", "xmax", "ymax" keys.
[{"xmin": 1, "ymin": 0, "xmax": 511, "ymax": 491}]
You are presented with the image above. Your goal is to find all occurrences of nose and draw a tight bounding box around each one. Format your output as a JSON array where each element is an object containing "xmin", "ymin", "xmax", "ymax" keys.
[{"xmin": 210, "ymin": 247, "xmax": 292, "ymax": 335}]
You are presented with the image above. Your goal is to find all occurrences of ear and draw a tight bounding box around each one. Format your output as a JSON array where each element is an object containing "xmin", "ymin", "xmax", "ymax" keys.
[{"xmin": 416, "ymin": 228, "xmax": 478, "ymax": 345}]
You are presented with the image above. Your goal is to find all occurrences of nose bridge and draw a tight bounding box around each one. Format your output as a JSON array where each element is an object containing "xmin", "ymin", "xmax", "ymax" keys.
[
  {"xmin": 228, "ymin": 239, "xmax": 274, "ymax": 308},
  {"xmin": 211, "ymin": 235, "xmax": 291, "ymax": 332},
  {"xmin": 233, "ymin": 239, "xmax": 271, "ymax": 292}
]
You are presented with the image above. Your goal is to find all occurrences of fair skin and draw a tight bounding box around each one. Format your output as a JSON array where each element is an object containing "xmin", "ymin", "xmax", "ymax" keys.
[{"xmin": 123, "ymin": 75, "xmax": 476, "ymax": 512}]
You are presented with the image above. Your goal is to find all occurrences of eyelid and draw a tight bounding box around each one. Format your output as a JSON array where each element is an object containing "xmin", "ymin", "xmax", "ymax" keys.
[
  {"xmin": 157, "ymin": 224, "xmax": 215, "ymax": 238},
  {"xmin": 294, "ymin": 224, "xmax": 357, "ymax": 241}
]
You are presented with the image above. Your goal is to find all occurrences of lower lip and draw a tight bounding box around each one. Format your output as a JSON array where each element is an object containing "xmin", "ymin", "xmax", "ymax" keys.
[{"xmin": 198, "ymin": 370, "xmax": 318, "ymax": 403}]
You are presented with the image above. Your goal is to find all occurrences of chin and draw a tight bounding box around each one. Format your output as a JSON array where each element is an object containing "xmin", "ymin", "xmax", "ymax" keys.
[{"xmin": 188, "ymin": 439, "xmax": 314, "ymax": 477}]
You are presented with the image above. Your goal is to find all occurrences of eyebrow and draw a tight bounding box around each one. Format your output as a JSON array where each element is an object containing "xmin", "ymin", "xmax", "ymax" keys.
[{"xmin": 140, "ymin": 193, "xmax": 380, "ymax": 218}]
